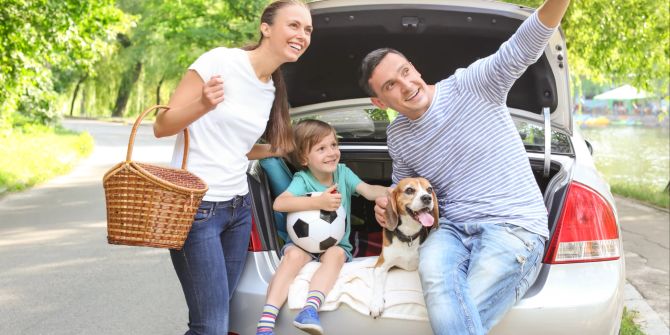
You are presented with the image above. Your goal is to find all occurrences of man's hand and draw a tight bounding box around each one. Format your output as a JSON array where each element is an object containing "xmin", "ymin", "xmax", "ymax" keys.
[
  {"xmin": 317, "ymin": 184, "xmax": 341, "ymax": 211},
  {"xmin": 374, "ymin": 196, "xmax": 389, "ymax": 228},
  {"xmin": 537, "ymin": 0, "xmax": 571, "ymax": 28},
  {"xmin": 374, "ymin": 186, "xmax": 394, "ymax": 228}
]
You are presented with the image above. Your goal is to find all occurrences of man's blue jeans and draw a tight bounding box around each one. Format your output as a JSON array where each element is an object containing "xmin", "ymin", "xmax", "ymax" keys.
[
  {"xmin": 170, "ymin": 194, "xmax": 252, "ymax": 335},
  {"xmin": 418, "ymin": 219, "xmax": 545, "ymax": 335}
]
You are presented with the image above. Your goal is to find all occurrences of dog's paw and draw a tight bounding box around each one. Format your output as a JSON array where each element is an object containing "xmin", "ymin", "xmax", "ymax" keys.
[{"xmin": 369, "ymin": 297, "xmax": 385, "ymax": 319}]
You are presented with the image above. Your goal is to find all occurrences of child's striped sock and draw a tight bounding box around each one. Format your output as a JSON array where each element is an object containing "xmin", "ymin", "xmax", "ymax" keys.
[
  {"xmin": 256, "ymin": 304, "xmax": 279, "ymax": 334},
  {"xmin": 304, "ymin": 290, "xmax": 326, "ymax": 310}
]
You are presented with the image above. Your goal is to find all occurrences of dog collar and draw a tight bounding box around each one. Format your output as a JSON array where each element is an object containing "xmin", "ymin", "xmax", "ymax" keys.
[{"xmin": 388, "ymin": 227, "xmax": 430, "ymax": 245}]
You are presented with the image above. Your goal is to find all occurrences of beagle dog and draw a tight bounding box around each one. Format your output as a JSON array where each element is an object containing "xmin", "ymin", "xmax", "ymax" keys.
[{"xmin": 369, "ymin": 177, "xmax": 439, "ymax": 318}]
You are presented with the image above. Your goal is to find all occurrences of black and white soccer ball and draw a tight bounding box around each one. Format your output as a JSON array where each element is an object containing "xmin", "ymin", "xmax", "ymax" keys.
[{"xmin": 286, "ymin": 192, "xmax": 346, "ymax": 254}]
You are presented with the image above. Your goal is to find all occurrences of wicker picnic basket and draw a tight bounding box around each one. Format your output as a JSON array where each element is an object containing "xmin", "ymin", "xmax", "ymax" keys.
[{"xmin": 103, "ymin": 105, "xmax": 208, "ymax": 250}]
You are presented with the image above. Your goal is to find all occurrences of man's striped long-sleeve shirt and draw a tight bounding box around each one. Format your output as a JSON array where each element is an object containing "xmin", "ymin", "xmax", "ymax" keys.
[{"xmin": 387, "ymin": 12, "xmax": 556, "ymax": 238}]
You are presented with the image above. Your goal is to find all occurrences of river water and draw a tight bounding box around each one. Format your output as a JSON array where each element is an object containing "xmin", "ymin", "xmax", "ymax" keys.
[{"xmin": 580, "ymin": 126, "xmax": 670, "ymax": 190}]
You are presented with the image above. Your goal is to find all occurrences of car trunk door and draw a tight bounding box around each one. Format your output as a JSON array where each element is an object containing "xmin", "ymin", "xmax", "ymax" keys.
[{"xmin": 283, "ymin": 0, "xmax": 573, "ymax": 134}]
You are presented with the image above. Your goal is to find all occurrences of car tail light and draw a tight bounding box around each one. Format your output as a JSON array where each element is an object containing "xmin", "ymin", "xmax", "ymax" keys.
[
  {"xmin": 544, "ymin": 181, "xmax": 620, "ymax": 264},
  {"xmin": 248, "ymin": 216, "xmax": 263, "ymax": 251}
]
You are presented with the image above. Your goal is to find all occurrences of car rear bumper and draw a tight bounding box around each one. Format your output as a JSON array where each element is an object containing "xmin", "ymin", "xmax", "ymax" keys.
[
  {"xmin": 490, "ymin": 260, "xmax": 625, "ymax": 334},
  {"xmin": 230, "ymin": 252, "xmax": 624, "ymax": 335}
]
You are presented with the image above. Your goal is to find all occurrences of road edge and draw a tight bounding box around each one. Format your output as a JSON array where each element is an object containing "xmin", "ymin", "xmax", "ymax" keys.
[{"xmin": 625, "ymin": 282, "xmax": 670, "ymax": 335}]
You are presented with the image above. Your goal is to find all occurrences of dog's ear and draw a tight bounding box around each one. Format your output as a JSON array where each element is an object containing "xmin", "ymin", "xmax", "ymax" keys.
[
  {"xmin": 431, "ymin": 189, "xmax": 439, "ymax": 229},
  {"xmin": 385, "ymin": 189, "xmax": 399, "ymax": 231}
]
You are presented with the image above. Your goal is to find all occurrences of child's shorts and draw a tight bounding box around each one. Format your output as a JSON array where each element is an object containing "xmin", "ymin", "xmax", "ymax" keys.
[{"xmin": 281, "ymin": 242, "xmax": 353, "ymax": 262}]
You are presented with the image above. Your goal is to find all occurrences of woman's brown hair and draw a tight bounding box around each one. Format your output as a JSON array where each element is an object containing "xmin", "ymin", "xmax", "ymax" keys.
[
  {"xmin": 290, "ymin": 119, "xmax": 337, "ymax": 170},
  {"xmin": 243, "ymin": 0, "xmax": 309, "ymax": 154}
]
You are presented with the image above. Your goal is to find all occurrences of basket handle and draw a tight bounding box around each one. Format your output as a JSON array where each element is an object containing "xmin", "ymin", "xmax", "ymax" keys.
[{"xmin": 126, "ymin": 105, "xmax": 190, "ymax": 170}]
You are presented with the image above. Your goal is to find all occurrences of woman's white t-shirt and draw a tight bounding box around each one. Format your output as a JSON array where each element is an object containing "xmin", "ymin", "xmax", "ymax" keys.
[{"xmin": 170, "ymin": 47, "xmax": 275, "ymax": 201}]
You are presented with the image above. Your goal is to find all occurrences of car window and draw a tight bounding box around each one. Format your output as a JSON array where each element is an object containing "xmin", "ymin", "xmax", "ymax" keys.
[
  {"xmin": 291, "ymin": 106, "xmax": 573, "ymax": 154},
  {"xmin": 516, "ymin": 120, "xmax": 573, "ymax": 155},
  {"xmin": 292, "ymin": 106, "xmax": 392, "ymax": 142}
]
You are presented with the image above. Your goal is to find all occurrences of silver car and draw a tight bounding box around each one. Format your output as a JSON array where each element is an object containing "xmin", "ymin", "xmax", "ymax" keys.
[{"xmin": 230, "ymin": 1, "xmax": 625, "ymax": 334}]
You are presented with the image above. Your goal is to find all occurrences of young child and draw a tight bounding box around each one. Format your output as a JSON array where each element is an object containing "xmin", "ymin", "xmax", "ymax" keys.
[{"xmin": 256, "ymin": 119, "xmax": 388, "ymax": 335}]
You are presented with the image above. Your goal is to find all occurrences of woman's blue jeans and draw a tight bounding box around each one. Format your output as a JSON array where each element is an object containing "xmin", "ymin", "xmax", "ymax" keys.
[
  {"xmin": 418, "ymin": 219, "xmax": 545, "ymax": 335},
  {"xmin": 170, "ymin": 194, "xmax": 252, "ymax": 335}
]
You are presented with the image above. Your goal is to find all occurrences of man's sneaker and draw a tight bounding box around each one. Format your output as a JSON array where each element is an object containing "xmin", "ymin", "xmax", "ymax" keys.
[{"xmin": 293, "ymin": 307, "xmax": 324, "ymax": 335}]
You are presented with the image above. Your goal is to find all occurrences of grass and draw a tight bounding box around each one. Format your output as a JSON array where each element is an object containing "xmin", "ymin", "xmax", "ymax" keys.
[
  {"xmin": 620, "ymin": 308, "xmax": 647, "ymax": 335},
  {"xmin": 0, "ymin": 124, "xmax": 94, "ymax": 194},
  {"xmin": 610, "ymin": 181, "xmax": 670, "ymax": 209}
]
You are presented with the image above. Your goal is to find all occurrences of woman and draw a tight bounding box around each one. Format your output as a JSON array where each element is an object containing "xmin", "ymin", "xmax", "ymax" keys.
[{"xmin": 153, "ymin": 1, "xmax": 312, "ymax": 334}]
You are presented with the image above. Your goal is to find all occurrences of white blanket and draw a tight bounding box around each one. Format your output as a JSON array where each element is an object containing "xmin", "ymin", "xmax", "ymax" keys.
[{"xmin": 287, "ymin": 256, "xmax": 428, "ymax": 321}]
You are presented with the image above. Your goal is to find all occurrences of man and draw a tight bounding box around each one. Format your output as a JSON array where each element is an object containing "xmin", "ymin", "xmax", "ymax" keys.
[{"xmin": 359, "ymin": 1, "xmax": 571, "ymax": 334}]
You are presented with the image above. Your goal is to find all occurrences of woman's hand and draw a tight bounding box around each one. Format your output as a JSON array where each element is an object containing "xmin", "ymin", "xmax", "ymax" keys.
[
  {"xmin": 201, "ymin": 75, "xmax": 225, "ymax": 111},
  {"xmin": 317, "ymin": 184, "xmax": 342, "ymax": 211},
  {"xmin": 154, "ymin": 72, "xmax": 224, "ymax": 138}
]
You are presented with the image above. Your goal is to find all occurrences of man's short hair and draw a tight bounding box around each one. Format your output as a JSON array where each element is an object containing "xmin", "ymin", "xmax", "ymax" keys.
[{"xmin": 358, "ymin": 48, "xmax": 407, "ymax": 97}]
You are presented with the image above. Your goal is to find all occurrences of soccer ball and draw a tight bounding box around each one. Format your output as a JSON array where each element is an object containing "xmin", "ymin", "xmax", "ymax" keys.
[{"xmin": 286, "ymin": 192, "xmax": 346, "ymax": 254}]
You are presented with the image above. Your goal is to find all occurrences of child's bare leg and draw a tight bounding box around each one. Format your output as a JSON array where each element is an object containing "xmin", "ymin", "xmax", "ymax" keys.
[
  {"xmin": 257, "ymin": 245, "xmax": 312, "ymax": 335},
  {"xmin": 266, "ymin": 245, "xmax": 313, "ymax": 307},
  {"xmin": 293, "ymin": 246, "xmax": 346, "ymax": 334},
  {"xmin": 310, "ymin": 246, "xmax": 346, "ymax": 294}
]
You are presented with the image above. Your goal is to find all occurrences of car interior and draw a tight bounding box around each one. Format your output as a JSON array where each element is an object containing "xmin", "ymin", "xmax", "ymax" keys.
[
  {"xmin": 257, "ymin": 151, "xmax": 564, "ymax": 259},
  {"xmin": 258, "ymin": 154, "xmax": 388, "ymax": 258}
]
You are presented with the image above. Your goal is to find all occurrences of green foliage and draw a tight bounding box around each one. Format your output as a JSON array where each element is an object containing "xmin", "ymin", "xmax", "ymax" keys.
[
  {"xmin": 0, "ymin": 125, "xmax": 94, "ymax": 194},
  {"xmin": 610, "ymin": 182, "xmax": 670, "ymax": 209},
  {"xmin": 0, "ymin": 0, "xmax": 130, "ymax": 127},
  {"xmin": 89, "ymin": 0, "xmax": 268, "ymax": 118},
  {"xmin": 620, "ymin": 308, "xmax": 646, "ymax": 335},
  {"xmin": 3, "ymin": 0, "xmax": 667, "ymax": 123},
  {"xmin": 510, "ymin": 0, "xmax": 669, "ymax": 95}
]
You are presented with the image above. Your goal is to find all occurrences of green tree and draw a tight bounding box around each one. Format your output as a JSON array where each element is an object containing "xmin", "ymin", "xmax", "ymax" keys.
[
  {"xmin": 101, "ymin": 0, "xmax": 267, "ymax": 118},
  {"xmin": 511, "ymin": 0, "xmax": 669, "ymax": 95},
  {"xmin": 0, "ymin": 0, "xmax": 130, "ymax": 128}
]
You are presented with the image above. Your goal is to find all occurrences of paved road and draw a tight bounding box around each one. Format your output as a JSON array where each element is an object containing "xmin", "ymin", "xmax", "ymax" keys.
[
  {"xmin": 0, "ymin": 120, "xmax": 187, "ymax": 334},
  {"xmin": 618, "ymin": 196, "xmax": 670, "ymax": 333},
  {"xmin": 0, "ymin": 119, "xmax": 667, "ymax": 334}
]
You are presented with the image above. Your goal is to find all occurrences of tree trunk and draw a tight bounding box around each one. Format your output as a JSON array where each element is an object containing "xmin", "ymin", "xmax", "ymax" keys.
[
  {"xmin": 112, "ymin": 62, "xmax": 142, "ymax": 117},
  {"xmin": 79, "ymin": 83, "xmax": 87, "ymax": 117},
  {"xmin": 69, "ymin": 74, "xmax": 88, "ymax": 117},
  {"xmin": 156, "ymin": 76, "xmax": 165, "ymax": 105}
]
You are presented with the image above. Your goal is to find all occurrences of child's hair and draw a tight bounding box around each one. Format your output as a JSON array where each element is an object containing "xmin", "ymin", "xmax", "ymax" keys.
[{"xmin": 290, "ymin": 119, "xmax": 337, "ymax": 170}]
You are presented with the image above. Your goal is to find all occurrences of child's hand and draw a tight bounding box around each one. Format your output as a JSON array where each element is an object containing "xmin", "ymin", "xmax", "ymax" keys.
[{"xmin": 318, "ymin": 184, "xmax": 341, "ymax": 211}]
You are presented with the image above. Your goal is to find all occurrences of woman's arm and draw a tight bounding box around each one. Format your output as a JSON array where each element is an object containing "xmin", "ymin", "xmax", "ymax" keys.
[
  {"xmin": 355, "ymin": 182, "xmax": 390, "ymax": 201},
  {"xmin": 153, "ymin": 71, "xmax": 224, "ymax": 138},
  {"xmin": 246, "ymin": 144, "xmax": 284, "ymax": 160}
]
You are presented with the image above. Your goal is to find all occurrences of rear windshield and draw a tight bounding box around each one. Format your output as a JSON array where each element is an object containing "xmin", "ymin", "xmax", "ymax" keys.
[{"xmin": 292, "ymin": 106, "xmax": 573, "ymax": 155}]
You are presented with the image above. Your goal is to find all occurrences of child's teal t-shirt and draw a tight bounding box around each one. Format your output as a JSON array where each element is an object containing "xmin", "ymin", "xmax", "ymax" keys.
[{"xmin": 285, "ymin": 164, "xmax": 363, "ymax": 256}]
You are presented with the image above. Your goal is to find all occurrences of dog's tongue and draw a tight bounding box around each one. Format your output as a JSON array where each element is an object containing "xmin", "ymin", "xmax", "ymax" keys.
[{"xmin": 417, "ymin": 212, "xmax": 434, "ymax": 227}]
